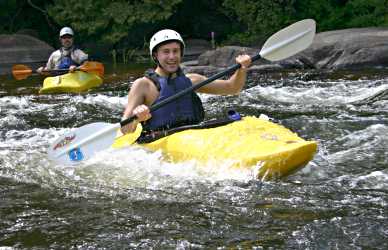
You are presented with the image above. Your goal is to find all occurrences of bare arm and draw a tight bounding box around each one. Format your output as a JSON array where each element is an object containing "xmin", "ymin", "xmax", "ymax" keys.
[
  {"xmin": 120, "ymin": 78, "xmax": 149, "ymax": 133},
  {"xmin": 187, "ymin": 54, "xmax": 251, "ymax": 95},
  {"xmin": 121, "ymin": 77, "xmax": 157, "ymax": 133}
]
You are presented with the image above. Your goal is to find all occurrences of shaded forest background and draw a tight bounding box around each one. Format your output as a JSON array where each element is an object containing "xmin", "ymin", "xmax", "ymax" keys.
[{"xmin": 1, "ymin": 0, "xmax": 388, "ymax": 58}]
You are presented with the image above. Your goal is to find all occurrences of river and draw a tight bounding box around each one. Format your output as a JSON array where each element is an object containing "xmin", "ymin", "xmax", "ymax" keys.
[{"xmin": 1, "ymin": 63, "xmax": 387, "ymax": 249}]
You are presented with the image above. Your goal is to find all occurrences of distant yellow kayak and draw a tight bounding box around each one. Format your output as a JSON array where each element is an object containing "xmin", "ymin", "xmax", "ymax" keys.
[
  {"xmin": 113, "ymin": 116, "xmax": 318, "ymax": 180},
  {"xmin": 39, "ymin": 71, "xmax": 103, "ymax": 94}
]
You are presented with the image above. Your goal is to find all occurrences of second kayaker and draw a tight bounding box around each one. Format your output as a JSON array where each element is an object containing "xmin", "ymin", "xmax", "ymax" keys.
[
  {"xmin": 37, "ymin": 27, "xmax": 88, "ymax": 74},
  {"xmin": 121, "ymin": 29, "xmax": 252, "ymax": 138}
]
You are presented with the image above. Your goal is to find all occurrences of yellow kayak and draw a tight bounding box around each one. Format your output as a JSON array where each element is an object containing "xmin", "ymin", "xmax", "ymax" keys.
[
  {"xmin": 39, "ymin": 71, "xmax": 103, "ymax": 94},
  {"xmin": 113, "ymin": 116, "xmax": 318, "ymax": 180}
]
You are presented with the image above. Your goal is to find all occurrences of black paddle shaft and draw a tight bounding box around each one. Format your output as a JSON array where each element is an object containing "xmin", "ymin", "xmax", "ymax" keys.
[
  {"xmin": 42, "ymin": 65, "xmax": 84, "ymax": 73},
  {"xmin": 120, "ymin": 53, "xmax": 262, "ymax": 127}
]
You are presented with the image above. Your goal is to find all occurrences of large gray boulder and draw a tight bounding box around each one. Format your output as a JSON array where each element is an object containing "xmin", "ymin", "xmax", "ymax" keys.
[
  {"xmin": 198, "ymin": 46, "xmax": 258, "ymax": 67},
  {"xmin": 189, "ymin": 27, "xmax": 388, "ymax": 72},
  {"xmin": 0, "ymin": 34, "xmax": 54, "ymax": 75},
  {"xmin": 293, "ymin": 27, "xmax": 388, "ymax": 69},
  {"xmin": 185, "ymin": 46, "xmax": 286, "ymax": 74},
  {"xmin": 184, "ymin": 39, "xmax": 212, "ymax": 61}
]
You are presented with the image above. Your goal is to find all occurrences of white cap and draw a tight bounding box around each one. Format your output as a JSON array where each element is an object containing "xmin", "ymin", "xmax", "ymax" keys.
[
  {"xmin": 59, "ymin": 27, "xmax": 74, "ymax": 37},
  {"xmin": 149, "ymin": 29, "xmax": 185, "ymax": 62}
]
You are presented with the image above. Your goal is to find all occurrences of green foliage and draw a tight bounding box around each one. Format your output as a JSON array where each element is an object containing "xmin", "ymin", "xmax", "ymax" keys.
[
  {"xmin": 0, "ymin": 0, "xmax": 56, "ymax": 44},
  {"xmin": 0, "ymin": 0, "xmax": 18, "ymax": 33},
  {"xmin": 47, "ymin": 0, "xmax": 182, "ymax": 45},
  {"xmin": 3, "ymin": 0, "xmax": 388, "ymax": 56},
  {"xmin": 221, "ymin": 0, "xmax": 296, "ymax": 45},
  {"xmin": 167, "ymin": 0, "xmax": 241, "ymax": 41},
  {"xmin": 293, "ymin": 0, "xmax": 344, "ymax": 31},
  {"xmin": 293, "ymin": 0, "xmax": 388, "ymax": 31},
  {"xmin": 344, "ymin": 0, "xmax": 388, "ymax": 27}
]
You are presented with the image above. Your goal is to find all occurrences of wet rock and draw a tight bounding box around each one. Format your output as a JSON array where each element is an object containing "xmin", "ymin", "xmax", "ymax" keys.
[
  {"xmin": 0, "ymin": 34, "xmax": 54, "ymax": 75},
  {"xmin": 298, "ymin": 27, "xmax": 388, "ymax": 69},
  {"xmin": 198, "ymin": 46, "xmax": 262, "ymax": 67},
  {"xmin": 182, "ymin": 65, "xmax": 219, "ymax": 75},
  {"xmin": 182, "ymin": 62, "xmax": 284, "ymax": 75},
  {"xmin": 187, "ymin": 46, "xmax": 282, "ymax": 74},
  {"xmin": 191, "ymin": 27, "xmax": 388, "ymax": 72},
  {"xmin": 15, "ymin": 29, "xmax": 40, "ymax": 38},
  {"xmin": 181, "ymin": 60, "xmax": 198, "ymax": 66},
  {"xmin": 184, "ymin": 39, "xmax": 212, "ymax": 61}
]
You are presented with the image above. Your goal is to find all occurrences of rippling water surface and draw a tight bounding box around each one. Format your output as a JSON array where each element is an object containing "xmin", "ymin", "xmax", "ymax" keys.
[{"xmin": 1, "ymin": 65, "xmax": 387, "ymax": 249}]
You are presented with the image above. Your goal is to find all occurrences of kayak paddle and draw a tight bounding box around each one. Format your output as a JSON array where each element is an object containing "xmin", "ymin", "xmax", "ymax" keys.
[
  {"xmin": 12, "ymin": 61, "xmax": 104, "ymax": 80},
  {"xmin": 48, "ymin": 19, "xmax": 316, "ymax": 165}
]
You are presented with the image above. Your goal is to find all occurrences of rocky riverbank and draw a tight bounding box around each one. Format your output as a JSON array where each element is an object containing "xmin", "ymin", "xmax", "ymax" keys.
[
  {"xmin": 2, "ymin": 27, "xmax": 388, "ymax": 76},
  {"xmin": 0, "ymin": 34, "xmax": 53, "ymax": 75},
  {"xmin": 183, "ymin": 27, "xmax": 388, "ymax": 74}
]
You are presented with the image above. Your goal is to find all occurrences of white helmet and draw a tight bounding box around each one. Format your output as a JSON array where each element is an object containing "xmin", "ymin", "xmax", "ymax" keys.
[
  {"xmin": 149, "ymin": 29, "xmax": 185, "ymax": 62},
  {"xmin": 59, "ymin": 27, "xmax": 74, "ymax": 37}
]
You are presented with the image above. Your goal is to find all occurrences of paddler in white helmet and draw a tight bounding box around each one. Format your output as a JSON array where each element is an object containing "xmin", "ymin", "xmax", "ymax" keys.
[
  {"xmin": 37, "ymin": 27, "xmax": 88, "ymax": 74},
  {"xmin": 121, "ymin": 29, "xmax": 252, "ymax": 140}
]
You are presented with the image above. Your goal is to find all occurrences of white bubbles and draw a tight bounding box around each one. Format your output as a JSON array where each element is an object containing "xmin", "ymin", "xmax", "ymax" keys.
[
  {"xmin": 59, "ymin": 145, "xmax": 256, "ymax": 192},
  {"xmin": 244, "ymin": 79, "xmax": 388, "ymax": 106},
  {"xmin": 351, "ymin": 171, "xmax": 388, "ymax": 190},
  {"xmin": 72, "ymin": 94, "xmax": 127, "ymax": 109}
]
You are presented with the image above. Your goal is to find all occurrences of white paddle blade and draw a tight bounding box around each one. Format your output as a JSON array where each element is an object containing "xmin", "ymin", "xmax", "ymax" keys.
[
  {"xmin": 260, "ymin": 19, "xmax": 316, "ymax": 61},
  {"xmin": 48, "ymin": 122, "xmax": 120, "ymax": 165}
]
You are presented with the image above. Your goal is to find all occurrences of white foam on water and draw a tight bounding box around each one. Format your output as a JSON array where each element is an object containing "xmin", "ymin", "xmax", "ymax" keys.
[
  {"xmin": 245, "ymin": 80, "xmax": 388, "ymax": 106},
  {"xmin": 1, "ymin": 92, "xmax": 253, "ymax": 194},
  {"xmin": 0, "ymin": 127, "xmax": 68, "ymax": 185},
  {"xmin": 0, "ymin": 96, "xmax": 31, "ymax": 109},
  {"xmin": 72, "ymin": 94, "xmax": 127, "ymax": 109},
  {"xmin": 350, "ymin": 171, "xmax": 388, "ymax": 190},
  {"xmin": 0, "ymin": 113, "xmax": 23, "ymax": 128},
  {"xmin": 66, "ymin": 146, "xmax": 256, "ymax": 191},
  {"xmin": 67, "ymin": 92, "xmax": 214, "ymax": 112},
  {"xmin": 0, "ymin": 123, "xmax": 257, "ymax": 193},
  {"xmin": 0, "ymin": 95, "xmax": 52, "ymax": 116},
  {"xmin": 329, "ymin": 123, "xmax": 388, "ymax": 162},
  {"xmin": 0, "ymin": 96, "xmax": 69, "ymax": 132}
]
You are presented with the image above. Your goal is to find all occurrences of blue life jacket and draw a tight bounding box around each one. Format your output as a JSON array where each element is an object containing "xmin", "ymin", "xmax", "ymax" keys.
[
  {"xmin": 58, "ymin": 56, "xmax": 74, "ymax": 69},
  {"xmin": 58, "ymin": 47, "xmax": 77, "ymax": 69},
  {"xmin": 141, "ymin": 69, "xmax": 205, "ymax": 132}
]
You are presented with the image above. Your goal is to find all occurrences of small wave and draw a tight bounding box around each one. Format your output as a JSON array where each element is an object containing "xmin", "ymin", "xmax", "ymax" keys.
[
  {"xmin": 350, "ymin": 170, "xmax": 388, "ymax": 190},
  {"xmin": 72, "ymin": 94, "xmax": 127, "ymax": 109},
  {"xmin": 325, "ymin": 124, "xmax": 388, "ymax": 176},
  {"xmin": 60, "ymin": 146, "xmax": 257, "ymax": 190},
  {"xmin": 1, "ymin": 125, "xmax": 257, "ymax": 194},
  {"xmin": 245, "ymin": 80, "xmax": 388, "ymax": 106}
]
